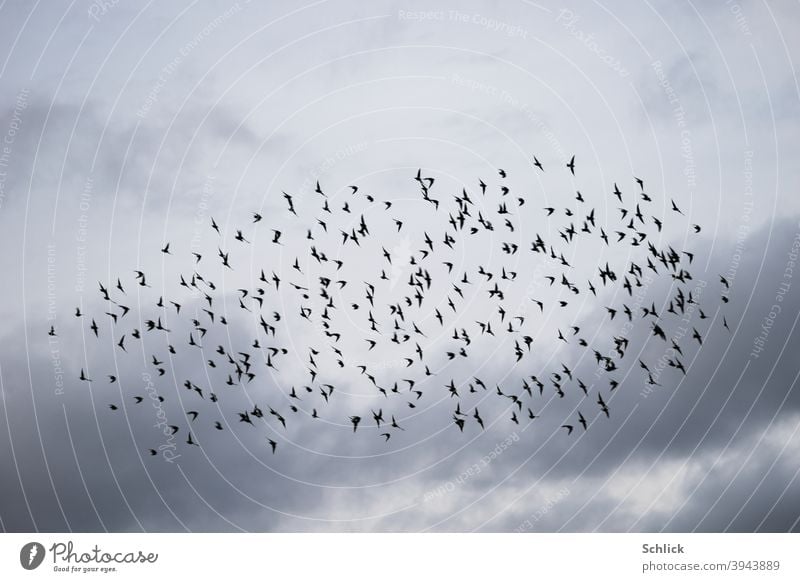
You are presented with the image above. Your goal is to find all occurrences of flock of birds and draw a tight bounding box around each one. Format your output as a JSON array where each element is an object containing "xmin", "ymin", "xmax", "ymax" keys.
[{"xmin": 50, "ymin": 155, "xmax": 733, "ymax": 457}]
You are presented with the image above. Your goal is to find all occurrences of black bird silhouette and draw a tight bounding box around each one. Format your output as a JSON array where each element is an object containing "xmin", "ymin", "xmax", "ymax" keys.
[
  {"xmin": 283, "ymin": 191, "xmax": 297, "ymax": 215},
  {"xmin": 51, "ymin": 160, "xmax": 727, "ymax": 456}
]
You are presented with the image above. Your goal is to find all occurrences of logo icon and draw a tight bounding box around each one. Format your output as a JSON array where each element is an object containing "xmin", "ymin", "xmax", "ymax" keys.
[{"xmin": 20, "ymin": 542, "xmax": 45, "ymax": 570}]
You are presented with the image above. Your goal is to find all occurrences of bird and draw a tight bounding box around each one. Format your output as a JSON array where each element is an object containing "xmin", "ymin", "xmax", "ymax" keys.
[
  {"xmin": 50, "ymin": 162, "xmax": 724, "ymax": 456},
  {"xmin": 473, "ymin": 408, "xmax": 484, "ymax": 429},
  {"xmin": 283, "ymin": 192, "xmax": 297, "ymax": 215}
]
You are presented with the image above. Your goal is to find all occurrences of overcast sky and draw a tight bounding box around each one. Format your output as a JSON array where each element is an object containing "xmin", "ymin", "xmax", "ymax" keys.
[{"xmin": 0, "ymin": 0, "xmax": 798, "ymax": 532}]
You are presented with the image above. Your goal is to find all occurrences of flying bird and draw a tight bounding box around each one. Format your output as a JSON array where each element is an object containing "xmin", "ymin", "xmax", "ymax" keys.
[{"xmin": 51, "ymin": 162, "xmax": 725, "ymax": 456}]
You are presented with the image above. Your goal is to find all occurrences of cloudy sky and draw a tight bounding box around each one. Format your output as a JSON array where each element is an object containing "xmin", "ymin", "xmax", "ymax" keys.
[{"xmin": 0, "ymin": 0, "xmax": 798, "ymax": 532}]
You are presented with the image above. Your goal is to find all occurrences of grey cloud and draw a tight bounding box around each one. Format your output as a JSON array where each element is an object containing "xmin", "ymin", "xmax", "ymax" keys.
[{"xmin": 1, "ymin": 0, "xmax": 798, "ymax": 533}]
